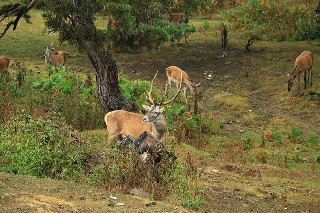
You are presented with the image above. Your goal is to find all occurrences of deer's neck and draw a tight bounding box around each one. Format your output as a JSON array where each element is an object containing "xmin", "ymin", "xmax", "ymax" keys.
[
  {"xmin": 152, "ymin": 115, "xmax": 168, "ymax": 140},
  {"xmin": 184, "ymin": 79, "xmax": 194, "ymax": 93}
]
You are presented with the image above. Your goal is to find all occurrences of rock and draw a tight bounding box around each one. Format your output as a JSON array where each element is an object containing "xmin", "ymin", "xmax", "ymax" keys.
[
  {"xmin": 110, "ymin": 195, "xmax": 117, "ymax": 200},
  {"xmin": 146, "ymin": 201, "xmax": 157, "ymax": 207},
  {"xmin": 127, "ymin": 187, "xmax": 150, "ymax": 199},
  {"xmin": 239, "ymin": 130, "xmax": 245, "ymax": 133}
]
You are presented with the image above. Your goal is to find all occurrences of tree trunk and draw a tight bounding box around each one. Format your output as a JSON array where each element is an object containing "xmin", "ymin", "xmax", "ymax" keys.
[
  {"xmin": 86, "ymin": 47, "xmax": 137, "ymax": 112},
  {"xmin": 73, "ymin": 0, "xmax": 137, "ymax": 113}
]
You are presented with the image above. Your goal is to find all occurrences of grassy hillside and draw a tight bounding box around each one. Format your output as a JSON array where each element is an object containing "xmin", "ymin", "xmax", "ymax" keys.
[{"xmin": 1, "ymin": 2, "xmax": 320, "ymax": 212}]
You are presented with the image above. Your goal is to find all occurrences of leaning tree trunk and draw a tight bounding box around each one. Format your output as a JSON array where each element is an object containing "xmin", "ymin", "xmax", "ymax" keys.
[{"xmin": 86, "ymin": 46, "xmax": 137, "ymax": 112}]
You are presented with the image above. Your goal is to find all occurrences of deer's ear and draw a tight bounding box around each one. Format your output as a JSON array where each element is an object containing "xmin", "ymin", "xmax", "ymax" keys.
[{"xmin": 142, "ymin": 104, "xmax": 151, "ymax": 111}]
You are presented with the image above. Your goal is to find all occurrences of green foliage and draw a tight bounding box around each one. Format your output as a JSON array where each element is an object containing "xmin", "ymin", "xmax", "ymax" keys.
[
  {"xmin": 221, "ymin": 0, "xmax": 317, "ymax": 41},
  {"xmin": 41, "ymin": 0, "xmax": 200, "ymax": 51},
  {"xmin": 287, "ymin": 127, "xmax": 303, "ymax": 140},
  {"xmin": 0, "ymin": 113, "xmax": 90, "ymax": 179},
  {"xmin": 198, "ymin": 20, "xmax": 211, "ymax": 33},
  {"xmin": 309, "ymin": 132, "xmax": 319, "ymax": 144},
  {"xmin": 33, "ymin": 67, "xmax": 79, "ymax": 94},
  {"xmin": 118, "ymin": 74, "xmax": 150, "ymax": 107},
  {"xmin": 165, "ymin": 103, "xmax": 221, "ymax": 148},
  {"xmin": 271, "ymin": 128, "xmax": 284, "ymax": 142},
  {"xmin": 162, "ymin": 158, "xmax": 205, "ymax": 210},
  {"xmin": 242, "ymin": 132, "xmax": 255, "ymax": 150},
  {"xmin": 294, "ymin": 151, "xmax": 304, "ymax": 163},
  {"xmin": 32, "ymin": 67, "xmax": 103, "ymax": 130}
]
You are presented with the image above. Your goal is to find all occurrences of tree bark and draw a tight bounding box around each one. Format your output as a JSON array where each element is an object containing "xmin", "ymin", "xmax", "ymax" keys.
[{"xmin": 86, "ymin": 47, "xmax": 136, "ymax": 112}]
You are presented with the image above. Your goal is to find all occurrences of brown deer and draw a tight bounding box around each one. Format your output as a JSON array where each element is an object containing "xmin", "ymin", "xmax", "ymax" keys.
[
  {"xmin": 169, "ymin": 12, "xmax": 188, "ymax": 25},
  {"xmin": 220, "ymin": 25, "xmax": 228, "ymax": 50},
  {"xmin": 0, "ymin": 56, "xmax": 10, "ymax": 82},
  {"xmin": 45, "ymin": 42, "xmax": 68, "ymax": 67},
  {"xmin": 288, "ymin": 51, "xmax": 314, "ymax": 92},
  {"xmin": 169, "ymin": 12, "xmax": 189, "ymax": 45},
  {"xmin": 105, "ymin": 71, "xmax": 182, "ymax": 144},
  {"xmin": 164, "ymin": 66, "xmax": 201, "ymax": 104}
]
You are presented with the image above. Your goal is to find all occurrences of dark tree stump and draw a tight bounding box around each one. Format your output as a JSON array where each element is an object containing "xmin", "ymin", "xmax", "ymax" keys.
[{"xmin": 119, "ymin": 131, "xmax": 177, "ymax": 164}]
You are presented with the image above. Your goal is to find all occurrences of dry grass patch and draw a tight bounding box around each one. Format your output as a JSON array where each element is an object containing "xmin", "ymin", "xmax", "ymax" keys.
[{"xmin": 213, "ymin": 91, "xmax": 249, "ymax": 111}]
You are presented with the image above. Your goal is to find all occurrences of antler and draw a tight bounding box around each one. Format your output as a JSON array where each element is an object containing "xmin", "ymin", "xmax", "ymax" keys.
[
  {"xmin": 193, "ymin": 82, "xmax": 201, "ymax": 87},
  {"xmin": 146, "ymin": 71, "xmax": 182, "ymax": 106},
  {"xmin": 146, "ymin": 71, "xmax": 158, "ymax": 105}
]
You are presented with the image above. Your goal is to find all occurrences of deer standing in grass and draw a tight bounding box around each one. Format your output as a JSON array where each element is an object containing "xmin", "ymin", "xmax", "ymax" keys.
[
  {"xmin": 45, "ymin": 42, "xmax": 68, "ymax": 67},
  {"xmin": 220, "ymin": 25, "xmax": 228, "ymax": 50},
  {"xmin": 288, "ymin": 51, "xmax": 314, "ymax": 92},
  {"xmin": 164, "ymin": 66, "xmax": 200, "ymax": 105},
  {"xmin": 105, "ymin": 72, "xmax": 182, "ymax": 144},
  {"xmin": 0, "ymin": 56, "xmax": 10, "ymax": 82}
]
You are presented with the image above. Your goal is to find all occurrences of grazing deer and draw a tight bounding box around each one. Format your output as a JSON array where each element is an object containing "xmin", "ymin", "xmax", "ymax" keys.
[
  {"xmin": 288, "ymin": 51, "xmax": 314, "ymax": 92},
  {"xmin": 164, "ymin": 66, "xmax": 201, "ymax": 104},
  {"xmin": 105, "ymin": 72, "xmax": 182, "ymax": 144},
  {"xmin": 0, "ymin": 56, "xmax": 10, "ymax": 82},
  {"xmin": 45, "ymin": 42, "xmax": 68, "ymax": 67},
  {"xmin": 220, "ymin": 25, "xmax": 228, "ymax": 50}
]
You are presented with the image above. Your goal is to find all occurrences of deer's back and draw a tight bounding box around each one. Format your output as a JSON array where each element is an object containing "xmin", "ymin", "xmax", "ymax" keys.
[
  {"xmin": 166, "ymin": 66, "xmax": 189, "ymax": 83},
  {"xmin": 52, "ymin": 51, "xmax": 67, "ymax": 66},
  {"xmin": 105, "ymin": 110, "xmax": 153, "ymax": 139},
  {"xmin": 295, "ymin": 51, "xmax": 313, "ymax": 70}
]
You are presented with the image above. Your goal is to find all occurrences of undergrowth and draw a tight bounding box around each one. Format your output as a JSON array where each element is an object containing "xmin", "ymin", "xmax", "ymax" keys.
[{"xmin": 221, "ymin": 0, "xmax": 318, "ymax": 41}]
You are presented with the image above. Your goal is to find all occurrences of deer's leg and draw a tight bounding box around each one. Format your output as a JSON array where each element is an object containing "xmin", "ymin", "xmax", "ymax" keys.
[
  {"xmin": 304, "ymin": 70, "xmax": 307, "ymax": 89},
  {"xmin": 183, "ymin": 86, "xmax": 188, "ymax": 104},
  {"xmin": 298, "ymin": 73, "xmax": 301, "ymax": 91},
  {"xmin": 164, "ymin": 81, "xmax": 169, "ymax": 95},
  {"xmin": 175, "ymin": 82, "xmax": 179, "ymax": 92},
  {"xmin": 309, "ymin": 68, "xmax": 313, "ymax": 88},
  {"xmin": 4, "ymin": 68, "xmax": 10, "ymax": 82},
  {"xmin": 165, "ymin": 81, "xmax": 170, "ymax": 96},
  {"xmin": 108, "ymin": 134, "xmax": 119, "ymax": 146}
]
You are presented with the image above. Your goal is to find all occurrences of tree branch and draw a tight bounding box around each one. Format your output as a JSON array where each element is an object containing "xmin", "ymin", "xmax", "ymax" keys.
[{"xmin": 0, "ymin": 0, "xmax": 37, "ymax": 38}]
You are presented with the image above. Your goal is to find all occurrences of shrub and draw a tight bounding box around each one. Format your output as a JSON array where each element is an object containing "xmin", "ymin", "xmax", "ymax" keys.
[
  {"xmin": 287, "ymin": 127, "xmax": 303, "ymax": 141},
  {"xmin": 32, "ymin": 67, "xmax": 104, "ymax": 130},
  {"xmin": 221, "ymin": 0, "xmax": 317, "ymax": 41},
  {"xmin": 242, "ymin": 132, "xmax": 255, "ymax": 150},
  {"xmin": 309, "ymin": 132, "xmax": 319, "ymax": 144},
  {"xmin": 0, "ymin": 112, "xmax": 91, "ymax": 180},
  {"xmin": 118, "ymin": 74, "xmax": 150, "ymax": 108},
  {"xmin": 165, "ymin": 104, "xmax": 220, "ymax": 148}
]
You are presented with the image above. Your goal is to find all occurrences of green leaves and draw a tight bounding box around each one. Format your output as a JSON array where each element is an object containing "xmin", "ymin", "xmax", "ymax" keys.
[
  {"xmin": 221, "ymin": 0, "xmax": 317, "ymax": 41},
  {"xmin": 0, "ymin": 113, "xmax": 88, "ymax": 179}
]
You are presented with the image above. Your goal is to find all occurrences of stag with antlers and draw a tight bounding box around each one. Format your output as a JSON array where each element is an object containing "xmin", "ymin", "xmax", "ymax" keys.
[{"xmin": 104, "ymin": 71, "xmax": 182, "ymax": 144}]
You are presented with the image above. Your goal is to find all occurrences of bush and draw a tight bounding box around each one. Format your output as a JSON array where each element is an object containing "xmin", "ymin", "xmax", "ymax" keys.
[
  {"xmin": 0, "ymin": 113, "xmax": 91, "ymax": 180},
  {"xmin": 221, "ymin": 0, "xmax": 317, "ymax": 41},
  {"xmin": 165, "ymin": 103, "xmax": 221, "ymax": 148},
  {"xmin": 118, "ymin": 74, "xmax": 150, "ymax": 108},
  {"xmin": 32, "ymin": 67, "xmax": 104, "ymax": 130}
]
